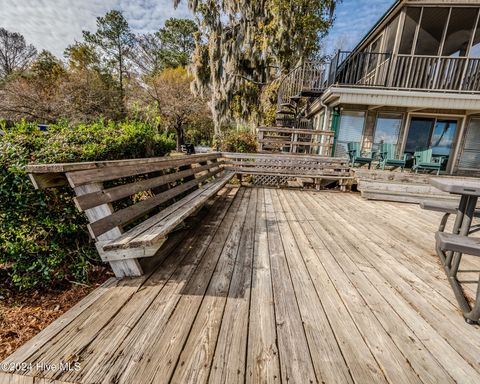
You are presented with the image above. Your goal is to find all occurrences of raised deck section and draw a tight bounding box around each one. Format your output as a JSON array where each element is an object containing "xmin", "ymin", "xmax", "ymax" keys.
[
  {"xmin": 354, "ymin": 169, "xmax": 462, "ymax": 204},
  {"xmin": 2, "ymin": 187, "xmax": 480, "ymax": 383}
]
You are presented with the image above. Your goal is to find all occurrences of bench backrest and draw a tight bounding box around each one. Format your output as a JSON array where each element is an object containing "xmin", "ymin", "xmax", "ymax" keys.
[{"xmin": 28, "ymin": 153, "xmax": 224, "ymax": 240}]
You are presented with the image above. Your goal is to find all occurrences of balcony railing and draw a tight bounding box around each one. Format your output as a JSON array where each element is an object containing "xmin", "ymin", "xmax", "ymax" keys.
[
  {"xmin": 277, "ymin": 51, "xmax": 480, "ymax": 109},
  {"xmin": 390, "ymin": 54, "xmax": 480, "ymax": 92}
]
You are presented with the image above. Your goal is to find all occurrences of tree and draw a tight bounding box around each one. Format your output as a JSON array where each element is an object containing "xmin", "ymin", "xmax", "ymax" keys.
[
  {"xmin": 133, "ymin": 18, "xmax": 198, "ymax": 74},
  {"xmin": 83, "ymin": 10, "xmax": 135, "ymax": 113},
  {"xmin": 0, "ymin": 28, "xmax": 37, "ymax": 80},
  {"xmin": 176, "ymin": 0, "xmax": 337, "ymax": 131},
  {"xmin": 0, "ymin": 50, "xmax": 66, "ymax": 122},
  {"xmin": 157, "ymin": 18, "xmax": 197, "ymax": 69},
  {"xmin": 62, "ymin": 43, "xmax": 121, "ymax": 122},
  {"xmin": 142, "ymin": 67, "xmax": 212, "ymax": 150}
]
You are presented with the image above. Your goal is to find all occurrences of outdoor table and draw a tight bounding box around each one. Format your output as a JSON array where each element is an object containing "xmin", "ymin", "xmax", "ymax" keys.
[{"xmin": 430, "ymin": 177, "xmax": 480, "ymax": 323}]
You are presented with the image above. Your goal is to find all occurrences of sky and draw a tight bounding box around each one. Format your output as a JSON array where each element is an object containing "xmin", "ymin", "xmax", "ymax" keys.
[
  {"xmin": 324, "ymin": 0, "xmax": 395, "ymax": 54},
  {"xmin": 0, "ymin": 0, "xmax": 395, "ymax": 58}
]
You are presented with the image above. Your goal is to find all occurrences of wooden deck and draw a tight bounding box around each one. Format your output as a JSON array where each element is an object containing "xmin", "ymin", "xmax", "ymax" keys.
[{"xmin": 2, "ymin": 187, "xmax": 480, "ymax": 384}]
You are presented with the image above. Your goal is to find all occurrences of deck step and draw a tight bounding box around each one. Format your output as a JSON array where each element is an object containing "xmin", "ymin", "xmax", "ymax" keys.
[{"xmin": 436, "ymin": 232, "xmax": 480, "ymax": 256}]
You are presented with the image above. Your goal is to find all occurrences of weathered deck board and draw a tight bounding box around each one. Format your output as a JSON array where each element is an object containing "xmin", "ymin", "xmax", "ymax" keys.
[{"xmin": 3, "ymin": 187, "xmax": 480, "ymax": 384}]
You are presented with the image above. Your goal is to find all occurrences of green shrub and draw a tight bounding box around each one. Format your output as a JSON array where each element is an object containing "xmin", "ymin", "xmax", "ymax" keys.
[
  {"xmin": 0, "ymin": 120, "xmax": 175, "ymax": 289},
  {"xmin": 215, "ymin": 128, "xmax": 257, "ymax": 153}
]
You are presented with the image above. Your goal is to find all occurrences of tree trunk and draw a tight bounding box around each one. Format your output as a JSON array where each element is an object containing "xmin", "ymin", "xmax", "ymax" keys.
[{"xmin": 175, "ymin": 123, "xmax": 185, "ymax": 151}]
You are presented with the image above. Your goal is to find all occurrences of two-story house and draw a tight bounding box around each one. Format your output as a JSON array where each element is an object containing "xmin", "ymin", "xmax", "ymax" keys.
[{"xmin": 277, "ymin": 0, "xmax": 480, "ymax": 175}]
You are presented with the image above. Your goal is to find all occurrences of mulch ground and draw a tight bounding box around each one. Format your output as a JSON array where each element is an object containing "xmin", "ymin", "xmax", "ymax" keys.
[{"xmin": 0, "ymin": 266, "xmax": 113, "ymax": 361}]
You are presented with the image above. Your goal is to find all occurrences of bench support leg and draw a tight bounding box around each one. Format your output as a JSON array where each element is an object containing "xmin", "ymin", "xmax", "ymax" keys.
[{"xmin": 73, "ymin": 183, "xmax": 143, "ymax": 278}]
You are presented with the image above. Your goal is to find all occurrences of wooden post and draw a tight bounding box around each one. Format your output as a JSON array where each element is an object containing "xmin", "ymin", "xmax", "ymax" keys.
[
  {"xmin": 74, "ymin": 183, "xmax": 143, "ymax": 278},
  {"xmin": 258, "ymin": 129, "xmax": 264, "ymax": 152}
]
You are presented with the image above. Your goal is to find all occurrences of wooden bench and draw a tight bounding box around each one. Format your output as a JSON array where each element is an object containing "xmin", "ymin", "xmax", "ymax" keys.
[
  {"xmin": 420, "ymin": 200, "xmax": 480, "ymax": 232},
  {"xmin": 27, "ymin": 153, "xmax": 234, "ymax": 278},
  {"xmin": 27, "ymin": 151, "xmax": 351, "ymax": 279},
  {"xmin": 436, "ymin": 232, "xmax": 480, "ymax": 256},
  {"xmin": 436, "ymin": 231, "xmax": 480, "ymax": 323}
]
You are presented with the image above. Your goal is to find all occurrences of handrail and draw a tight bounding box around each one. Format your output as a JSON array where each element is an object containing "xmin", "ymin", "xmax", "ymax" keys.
[{"xmin": 277, "ymin": 61, "xmax": 328, "ymax": 110}]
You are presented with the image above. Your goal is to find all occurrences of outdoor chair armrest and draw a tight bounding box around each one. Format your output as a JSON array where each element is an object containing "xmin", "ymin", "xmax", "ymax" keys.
[
  {"xmin": 433, "ymin": 156, "xmax": 445, "ymax": 164},
  {"xmin": 361, "ymin": 150, "xmax": 376, "ymax": 159},
  {"xmin": 348, "ymin": 149, "xmax": 358, "ymax": 157}
]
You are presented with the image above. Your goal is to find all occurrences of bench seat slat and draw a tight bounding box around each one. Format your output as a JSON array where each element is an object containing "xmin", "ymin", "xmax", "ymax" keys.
[
  {"xmin": 88, "ymin": 167, "xmax": 222, "ymax": 238},
  {"xmin": 103, "ymin": 172, "xmax": 234, "ymax": 251},
  {"xmin": 420, "ymin": 200, "xmax": 480, "ymax": 217},
  {"xmin": 436, "ymin": 232, "xmax": 480, "ymax": 256},
  {"xmin": 103, "ymin": 181, "xmax": 210, "ymax": 250}
]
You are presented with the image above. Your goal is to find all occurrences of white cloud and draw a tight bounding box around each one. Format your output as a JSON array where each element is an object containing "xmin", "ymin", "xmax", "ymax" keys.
[{"xmin": 0, "ymin": 0, "xmax": 192, "ymax": 57}]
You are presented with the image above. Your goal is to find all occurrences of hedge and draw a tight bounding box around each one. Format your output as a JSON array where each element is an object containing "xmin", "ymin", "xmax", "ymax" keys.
[{"xmin": 0, "ymin": 120, "xmax": 175, "ymax": 289}]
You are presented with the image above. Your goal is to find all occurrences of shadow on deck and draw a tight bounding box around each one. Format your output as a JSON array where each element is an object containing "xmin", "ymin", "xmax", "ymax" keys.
[{"xmin": 2, "ymin": 187, "xmax": 480, "ymax": 384}]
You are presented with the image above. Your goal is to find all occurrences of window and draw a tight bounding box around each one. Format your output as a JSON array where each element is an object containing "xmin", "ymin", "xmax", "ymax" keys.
[
  {"xmin": 414, "ymin": 7, "xmax": 449, "ymax": 55},
  {"xmin": 336, "ymin": 111, "xmax": 365, "ymax": 157},
  {"xmin": 399, "ymin": 7, "xmax": 421, "ymax": 54},
  {"xmin": 442, "ymin": 8, "xmax": 477, "ymax": 57},
  {"xmin": 373, "ymin": 114, "xmax": 402, "ymax": 149},
  {"xmin": 459, "ymin": 118, "xmax": 480, "ymax": 169}
]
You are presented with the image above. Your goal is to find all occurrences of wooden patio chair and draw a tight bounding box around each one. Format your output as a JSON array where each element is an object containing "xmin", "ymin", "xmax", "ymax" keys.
[
  {"xmin": 347, "ymin": 142, "xmax": 375, "ymax": 169},
  {"xmin": 377, "ymin": 143, "xmax": 407, "ymax": 171},
  {"xmin": 412, "ymin": 147, "xmax": 444, "ymax": 175}
]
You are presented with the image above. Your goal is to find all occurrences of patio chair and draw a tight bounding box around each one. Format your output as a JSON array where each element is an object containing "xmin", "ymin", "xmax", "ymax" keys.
[
  {"xmin": 377, "ymin": 143, "xmax": 407, "ymax": 171},
  {"xmin": 347, "ymin": 142, "xmax": 375, "ymax": 169},
  {"xmin": 413, "ymin": 147, "xmax": 444, "ymax": 175}
]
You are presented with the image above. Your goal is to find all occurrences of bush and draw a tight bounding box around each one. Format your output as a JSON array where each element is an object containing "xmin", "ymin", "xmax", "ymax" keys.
[
  {"xmin": 215, "ymin": 128, "xmax": 257, "ymax": 153},
  {"xmin": 0, "ymin": 120, "xmax": 175, "ymax": 289}
]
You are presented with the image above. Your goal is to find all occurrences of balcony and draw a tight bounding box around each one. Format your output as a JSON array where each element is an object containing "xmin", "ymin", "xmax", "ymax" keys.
[{"xmin": 277, "ymin": 51, "xmax": 480, "ymax": 109}]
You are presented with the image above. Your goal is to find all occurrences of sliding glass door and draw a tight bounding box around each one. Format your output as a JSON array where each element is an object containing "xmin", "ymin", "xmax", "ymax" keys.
[{"xmin": 405, "ymin": 117, "xmax": 458, "ymax": 169}]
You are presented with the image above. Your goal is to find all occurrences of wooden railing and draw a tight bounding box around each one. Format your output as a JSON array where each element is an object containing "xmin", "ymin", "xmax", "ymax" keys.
[
  {"xmin": 332, "ymin": 51, "xmax": 392, "ymax": 87},
  {"xmin": 222, "ymin": 152, "xmax": 350, "ymax": 181},
  {"xmin": 257, "ymin": 126, "xmax": 334, "ymax": 155},
  {"xmin": 391, "ymin": 55, "xmax": 480, "ymax": 92}
]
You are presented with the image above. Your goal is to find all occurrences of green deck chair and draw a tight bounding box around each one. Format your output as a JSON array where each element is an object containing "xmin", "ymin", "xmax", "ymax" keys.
[
  {"xmin": 347, "ymin": 142, "xmax": 375, "ymax": 169},
  {"xmin": 413, "ymin": 147, "xmax": 444, "ymax": 175},
  {"xmin": 378, "ymin": 143, "xmax": 407, "ymax": 171}
]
